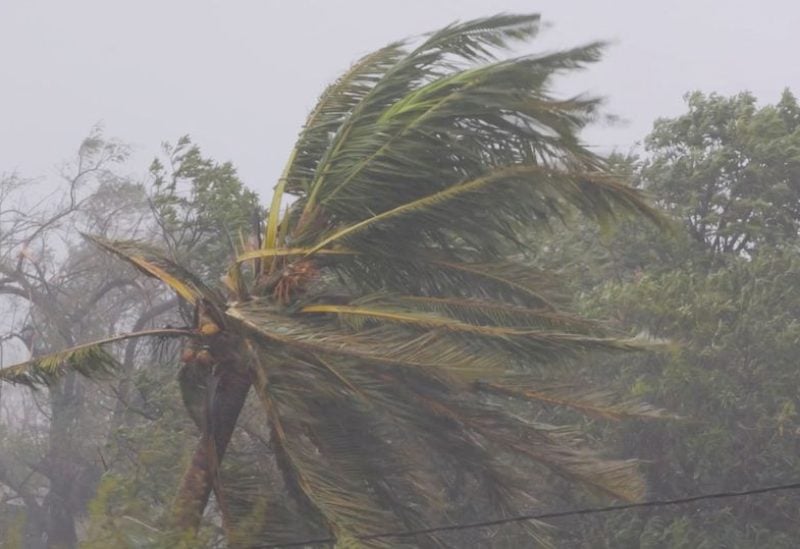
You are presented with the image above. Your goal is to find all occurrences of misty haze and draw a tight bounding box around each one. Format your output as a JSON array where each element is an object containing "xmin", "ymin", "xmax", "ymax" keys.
[{"xmin": 2, "ymin": 2, "xmax": 800, "ymax": 547}]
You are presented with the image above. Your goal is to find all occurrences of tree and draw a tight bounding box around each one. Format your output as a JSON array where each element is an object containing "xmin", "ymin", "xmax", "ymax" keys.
[
  {"xmin": 538, "ymin": 90, "xmax": 800, "ymax": 547},
  {"xmin": 0, "ymin": 133, "xmax": 260, "ymax": 548},
  {"xmin": 148, "ymin": 135, "xmax": 262, "ymax": 283},
  {"xmin": 1, "ymin": 15, "xmax": 664, "ymax": 547},
  {"xmin": 642, "ymin": 90, "xmax": 800, "ymax": 255},
  {"xmin": 0, "ymin": 132, "xmax": 162, "ymax": 548},
  {"xmin": 556, "ymin": 253, "xmax": 800, "ymax": 548}
]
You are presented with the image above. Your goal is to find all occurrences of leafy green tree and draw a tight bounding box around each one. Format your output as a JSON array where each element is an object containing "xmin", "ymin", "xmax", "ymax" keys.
[
  {"xmin": 545, "ymin": 90, "xmax": 800, "ymax": 548},
  {"xmin": 570, "ymin": 253, "xmax": 800, "ymax": 548},
  {"xmin": 643, "ymin": 90, "xmax": 800, "ymax": 255},
  {"xmin": 0, "ymin": 134, "xmax": 259, "ymax": 548},
  {"xmin": 0, "ymin": 133, "xmax": 162, "ymax": 548},
  {"xmin": 2, "ymin": 15, "xmax": 663, "ymax": 547},
  {"xmin": 148, "ymin": 135, "xmax": 262, "ymax": 283}
]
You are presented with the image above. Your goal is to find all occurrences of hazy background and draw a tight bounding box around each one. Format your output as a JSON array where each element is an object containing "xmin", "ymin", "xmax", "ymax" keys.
[{"xmin": 1, "ymin": 0, "xmax": 797, "ymax": 200}]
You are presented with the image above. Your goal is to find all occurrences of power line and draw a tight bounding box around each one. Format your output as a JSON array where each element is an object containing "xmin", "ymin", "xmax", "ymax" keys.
[{"xmin": 255, "ymin": 481, "xmax": 800, "ymax": 548}]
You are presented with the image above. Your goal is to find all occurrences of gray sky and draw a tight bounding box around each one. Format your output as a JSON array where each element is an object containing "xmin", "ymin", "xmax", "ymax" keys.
[{"xmin": 1, "ymin": 0, "xmax": 797, "ymax": 202}]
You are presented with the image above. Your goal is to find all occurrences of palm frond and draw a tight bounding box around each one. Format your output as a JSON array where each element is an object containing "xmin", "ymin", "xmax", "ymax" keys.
[
  {"xmin": 311, "ymin": 166, "xmax": 660, "ymax": 259},
  {"xmin": 263, "ymin": 159, "xmax": 290, "ymax": 256},
  {"xmin": 213, "ymin": 409, "xmax": 332, "ymax": 548},
  {"xmin": 387, "ymin": 295, "xmax": 602, "ymax": 332},
  {"xmin": 287, "ymin": 50, "xmax": 664, "ymax": 256},
  {"xmin": 480, "ymin": 416, "xmax": 646, "ymax": 502},
  {"xmin": 249, "ymin": 356, "xmax": 397, "ymax": 547},
  {"xmin": 414, "ymin": 13, "xmax": 542, "ymax": 63},
  {"xmin": 477, "ymin": 379, "xmax": 672, "ymax": 420},
  {"xmin": 324, "ymin": 254, "xmax": 560, "ymax": 309},
  {"xmin": 284, "ymin": 43, "xmax": 407, "ymax": 198},
  {"xmin": 337, "ymin": 360, "xmax": 641, "ymax": 512},
  {"xmin": 226, "ymin": 302, "xmax": 505, "ymax": 379},
  {"xmin": 0, "ymin": 328, "xmax": 191, "ymax": 387},
  {"xmin": 299, "ymin": 303, "xmax": 638, "ymax": 354},
  {"xmin": 83, "ymin": 234, "xmax": 224, "ymax": 308},
  {"xmin": 300, "ymin": 14, "xmax": 543, "ymax": 215},
  {"xmin": 236, "ymin": 248, "xmax": 355, "ymax": 263},
  {"xmin": 312, "ymin": 46, "xmax": 609, "ymax": 216},
  {"xmin": 243, "ymin": 339, "xmax": 546, "ymax": 547}
]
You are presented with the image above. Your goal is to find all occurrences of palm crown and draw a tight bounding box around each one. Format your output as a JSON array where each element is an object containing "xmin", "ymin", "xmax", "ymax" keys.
[{"xmin": 1, "ymin": 14, "xmax": 665, "ymax": 547}]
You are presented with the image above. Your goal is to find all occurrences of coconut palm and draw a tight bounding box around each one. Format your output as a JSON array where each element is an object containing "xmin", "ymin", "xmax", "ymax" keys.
[{"xmin": 1, "ymin": 14, "xmax": 666, "ymax": 547}]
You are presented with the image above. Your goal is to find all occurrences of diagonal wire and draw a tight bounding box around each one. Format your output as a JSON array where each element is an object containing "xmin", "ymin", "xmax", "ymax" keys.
[{"xmin": 255, "ymin": 481, "xmax": 800, "ymax": 548}]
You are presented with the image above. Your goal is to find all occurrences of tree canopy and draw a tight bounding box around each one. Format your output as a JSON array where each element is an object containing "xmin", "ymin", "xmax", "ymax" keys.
[
  {"xmin": 643, "ymin": 89, "xmax": 800, "ymax": 254},
  {"xmin": 541, "ymin": 89, "xmax": 800, "ymax": 548}
]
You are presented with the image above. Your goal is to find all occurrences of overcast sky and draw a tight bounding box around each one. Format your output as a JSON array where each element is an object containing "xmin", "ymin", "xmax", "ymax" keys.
[{"xmin": 1, "ymin": 0, "xmax": 797, "ymax": 202}]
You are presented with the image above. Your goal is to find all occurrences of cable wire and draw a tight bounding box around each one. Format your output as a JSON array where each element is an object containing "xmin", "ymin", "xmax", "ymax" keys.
[{"xmin": 255, "ymin": 481, "xmax": 800, "ymax": 548}]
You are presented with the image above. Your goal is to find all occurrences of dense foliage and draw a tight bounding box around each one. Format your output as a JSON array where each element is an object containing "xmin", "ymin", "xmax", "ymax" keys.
[{"xmin": 549, "ymin": 90, "xmax": 800, "ymax": 548}]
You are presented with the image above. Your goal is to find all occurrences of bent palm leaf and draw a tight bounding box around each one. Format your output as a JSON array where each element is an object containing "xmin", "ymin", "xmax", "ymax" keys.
[{"xmin": 0, "ymin": 329, "xmax": 192, "ymax": 387}]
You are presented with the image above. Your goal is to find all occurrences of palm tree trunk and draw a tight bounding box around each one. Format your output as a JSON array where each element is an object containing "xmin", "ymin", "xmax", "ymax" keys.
[{"xmin": 171, "ymin": 361, "xmax": 251, "ymax": 532}]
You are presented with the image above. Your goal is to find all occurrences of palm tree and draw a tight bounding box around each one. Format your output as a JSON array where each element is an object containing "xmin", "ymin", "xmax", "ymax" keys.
[{"xmin": 1, "ymin": 14, "xmax": 666, "ymax": 547}]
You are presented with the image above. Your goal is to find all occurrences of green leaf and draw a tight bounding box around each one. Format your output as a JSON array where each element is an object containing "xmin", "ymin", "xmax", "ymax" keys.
[{"xmin": 0, "ymin": 328, "xmax": 191, "ymax": 387}]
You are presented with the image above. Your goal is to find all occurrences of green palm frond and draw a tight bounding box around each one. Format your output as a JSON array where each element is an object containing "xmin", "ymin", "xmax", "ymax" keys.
[
  {"xmin": 0, "ymin": 344, "xmax": 116, "ymax": 388},
  {"xmin": 250, "ymin": 357, "xmax": 399, "ymax": 547},
  {"xmin": 323, "ymin": 253, "xmax": 560, "ymax": 309},
  {"xmin": 280, "ymin": 34, "xmax": 662, "ymax": 254},
  {"xmin": 83, "ymin": 234, "xmax": 224, "ymax": 309},
  {"xmin": 236, "ymin": 247, "xmax": 356, "ymax": 263},
  {"xmin": 305, "ymin": 165, "xmax": 654, "ymax": 256},
  {"xmin": 0, "ymin": 329, "xmax": 191, "ymax": 387},
  {"xmin": 481, "ymin": 417, "xmax": 646, "ymax": 502},
  {"xmin": 308, "ymin": 47, "xmax": 609, "ymax": 212},
  {"xmin": 281, "ymin": 42, "xmax": 407, "ymax": 199},
  {"xmin": 225, "ymin": 184, "xmax": 661, "ymax": 543},
  {"xmin": 243, "ymin": 339, "xmax": 544, "ymax": 547},
  {"xmin": 300, "ymin": 14, "xmax": 544, "ymax": 214},
  {"xmin": 269, "ymin": 398, "xmax": 438, "ymax": 548},
  {"xmin": 229, "ymin": 298, "xmax": 645, "ymax": 389},
  {"xmin": 477, "ymin": 379, "xmax": 672, "ymax": 421},
  {"xmin": 387, "ymin": 295, "xmax": 602, "ymax": 332},
  {"xmin": 299, "ymin": 303, "xmax": 640, "ymax": 355},
  {"xmin": 263, "ymin": 164, "xmax": 289, "ymax": 257},
  {"xmin": 226, "ymin": 302, "xmax": 507, "ymax": 379},
  {"xmin": 420, "ymin": 395, "xmax": 646, "ymax": 502}
]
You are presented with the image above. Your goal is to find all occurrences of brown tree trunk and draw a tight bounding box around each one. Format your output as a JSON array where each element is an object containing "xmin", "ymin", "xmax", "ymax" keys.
[{"xmin": 171, "ymin": 358, "xmax": 251, "ymax": 533}]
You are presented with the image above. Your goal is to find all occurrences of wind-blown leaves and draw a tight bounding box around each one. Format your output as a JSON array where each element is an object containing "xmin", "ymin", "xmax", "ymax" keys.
[
  {"xmin": 298, "ymin": 303, "xmax": 643, "ymax": 357},
  {"xmin": 306, "ymin": 165, "xmax": 657, "ymax": 256},
  {"xmin": 0, "ymin": 329, "xmax": 191, "ymax": 387},
  {"xmin": 4, "ymin": 13, "xmax": 669, "ymax": 548},
  {"xmin": 320, "ymin": 253, "xmax": 562, "ymax": 309},
  {"xmin": 477, "ymin": 379, "xmax": 672, "ymax": 421},
  {"xmin": 0, "ymin": 344, "xmax": 117, "ymax": 388},
  {"xmin": 300, "ymin": 14, "xmax": 545, "ymax": 214},
  {"xmin": 217, "ymin": 13, "xmax": 664, "ymax": 541},
  {"xmin": 282, "ymin": 43, "xmax": 408, "ymax": 198},
  {"xmin": 226, "ymin": 301, "xmax": 507, "ymax": 379},
  {"xmin": 387, "ymin": 295, "xmax": 602, "ymax": 332},
  {"xmin": 83, "ymin": 234, "xmax": 224, "ymax": 309},
  {"xmin": 285, "ymin": 37, "xmax": 662, "ymax": 258},
  {"xmin": 215, "ymin": 13, "xmax": 665, "ymax": 540}
]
